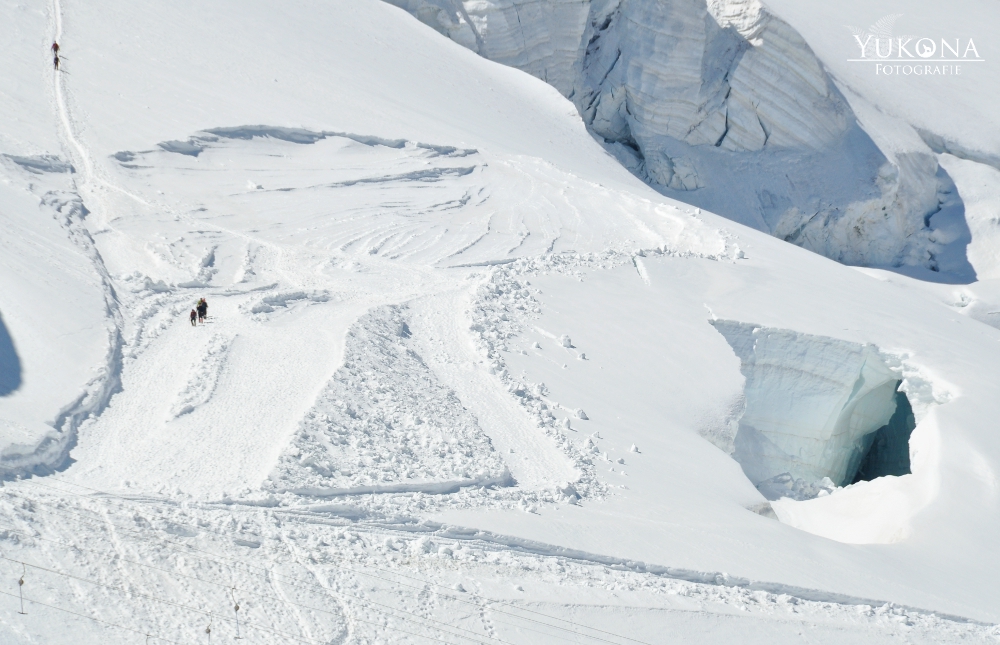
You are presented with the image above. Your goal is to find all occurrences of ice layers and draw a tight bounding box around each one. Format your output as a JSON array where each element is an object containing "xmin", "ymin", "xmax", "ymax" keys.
[{"xmin": 711, "ymin": 321, "xmax": 916, "ymax": 498}]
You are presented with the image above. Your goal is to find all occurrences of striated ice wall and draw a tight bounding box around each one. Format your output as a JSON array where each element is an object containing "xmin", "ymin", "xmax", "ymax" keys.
[
  {"xmin": 384, "ymin": 0, "xmax": 942, "ymax": 268},
  {"xmin": 710, "ymin": 320, "xmax": 905, "ymax": 490}
]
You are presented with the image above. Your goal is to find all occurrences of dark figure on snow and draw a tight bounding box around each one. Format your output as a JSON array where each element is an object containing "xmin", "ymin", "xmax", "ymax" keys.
[
  {"xmin": 196, "ymin": 298, "xmax": 208, "ymax": 323},
  {"xmin": 190, "ymin": 309, "xmax": 197, "ymax": 326},
  {"xmin": 51, "ymin": 42, "xmax": 59, "ymax": 55},
  {"xmin": 53, "ymin": 55, "xmax": 59, "ymax": 70}
]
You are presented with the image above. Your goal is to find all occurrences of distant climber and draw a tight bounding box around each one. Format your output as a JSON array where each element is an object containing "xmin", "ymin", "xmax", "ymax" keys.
[
  {"xmin": 196, "ymin": 298, "xmax": 208, "ymax": 323},
  {"xmin": 189, "ymin": 309, "xmax": 198, "ymax": 326},
  {"xmin": 51, "ymin": 42, "xmax": 59, "ymax": 54},
  {"xmin": 53, "ymin": 55, "xmax": 59, "ymax": 71}
]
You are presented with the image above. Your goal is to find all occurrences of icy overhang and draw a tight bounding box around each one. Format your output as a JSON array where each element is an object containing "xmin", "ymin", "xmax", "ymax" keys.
[{"xmin": 710, "ymin": 320, "xmax": 909, "ymax": 490}]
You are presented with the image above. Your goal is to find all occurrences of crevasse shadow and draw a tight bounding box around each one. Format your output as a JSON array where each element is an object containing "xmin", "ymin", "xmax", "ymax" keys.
[{"xmin": 0, "ymin": 311, "xmax": 22, "ymax": 396}]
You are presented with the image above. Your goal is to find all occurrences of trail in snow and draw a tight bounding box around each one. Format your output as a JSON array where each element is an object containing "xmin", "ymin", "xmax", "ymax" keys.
[
  {"xmin": 62, "ymin": 288, "xmax": 370, "ymax": 496},
  {"xmin": 0, "ymin": 0, "xmax": 134, "ymax": 477},
  {"xmin": 1, "ymin": 481, "xmax": 996, "ymax": 645},
  {"xmin": 408, "ymin": 289, "xmax": 579, "ymax": 490}
]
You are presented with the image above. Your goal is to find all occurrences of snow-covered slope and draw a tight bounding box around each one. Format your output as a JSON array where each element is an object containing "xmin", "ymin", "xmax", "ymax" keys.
[
  {"xmin": 1, "ymin": 0, "xmax": 999, "ymax": 643},
  {"xmin": 384, "ymin": 0, "xmax": 951, "ymax": 269}
]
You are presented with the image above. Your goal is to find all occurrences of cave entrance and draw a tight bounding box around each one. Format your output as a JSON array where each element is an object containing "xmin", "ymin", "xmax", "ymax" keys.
[{"xmin": 849, "ymin": 386, "xmax": 915, "ymax": 484}]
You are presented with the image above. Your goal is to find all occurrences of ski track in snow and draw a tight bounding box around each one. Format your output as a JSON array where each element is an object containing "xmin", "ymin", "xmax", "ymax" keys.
[
  {"xmin": 407, "ymin": 289, "xmax": 580, "ymax": 491},
  {"xmin": 0, "ymin": 484, "xmax": 996, "ymax": 645}
]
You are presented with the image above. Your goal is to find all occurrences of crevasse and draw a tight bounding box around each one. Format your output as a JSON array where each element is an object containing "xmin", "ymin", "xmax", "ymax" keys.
[
  {"xmin": 384, "ymin": 0, "xmax": 942, "ymax": 269},
  {"xmin": 710, "ymin": 320, "xmax": 915, "ymax": 496}
]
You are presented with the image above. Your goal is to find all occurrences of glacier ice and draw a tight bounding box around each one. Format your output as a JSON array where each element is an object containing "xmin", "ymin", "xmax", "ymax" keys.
[
  {"xmin": 385, "ymin": 0, "xmax": 943, "ymax": 268},
  {"xmin": 710, "ymin": 320, "xmax": 916, "ymax": 497}
]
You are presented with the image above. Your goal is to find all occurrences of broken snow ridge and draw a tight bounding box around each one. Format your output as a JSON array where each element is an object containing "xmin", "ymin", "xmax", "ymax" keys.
[
  {"xmin": 118, "ymin": 126, "xmax": 478, "ymax": 162},
  {"xmin": 3, "ymin": 154, "xmax": 74, "ymax": 174}
]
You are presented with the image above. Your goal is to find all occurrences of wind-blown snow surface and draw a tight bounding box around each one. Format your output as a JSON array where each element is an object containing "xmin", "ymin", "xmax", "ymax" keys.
[{"xmin": 1, "ymin": 0, "xmax": 1000, "ymax": 643}]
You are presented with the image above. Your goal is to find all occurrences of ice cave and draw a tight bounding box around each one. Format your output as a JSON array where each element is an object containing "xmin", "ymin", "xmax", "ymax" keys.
[{"xmin": 711, "ymin": 320, "xmax": 917, "ymax": 500}]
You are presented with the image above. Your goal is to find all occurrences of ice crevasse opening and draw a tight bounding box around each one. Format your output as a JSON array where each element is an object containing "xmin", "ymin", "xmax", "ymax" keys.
[{"xmin": 709, "ymin": 320, "xmax": 917, "ymax": 502}]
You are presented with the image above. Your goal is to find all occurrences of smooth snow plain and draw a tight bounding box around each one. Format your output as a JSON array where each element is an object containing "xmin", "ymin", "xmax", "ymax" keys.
[{"xmin": 0, "ymin": 0, "xmax": 999, "ymax": 643}]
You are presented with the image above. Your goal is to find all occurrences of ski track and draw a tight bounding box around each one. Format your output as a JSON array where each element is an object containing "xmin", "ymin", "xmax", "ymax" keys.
[{"xmin": 0, "ymin": 486, "xmax": 996, "ymax": 645}]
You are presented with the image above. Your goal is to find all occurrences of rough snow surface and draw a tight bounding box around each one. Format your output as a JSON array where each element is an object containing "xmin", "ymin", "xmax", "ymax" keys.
[{"xmin": 270, "ymin": 305, "xmax": 511, "ymax": 496}]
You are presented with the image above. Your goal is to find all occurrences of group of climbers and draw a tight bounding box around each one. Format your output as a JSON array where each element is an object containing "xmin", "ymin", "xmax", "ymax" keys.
[{"xmin": 189, "ymin": 298, "xmax": 209, "ymax": 326}]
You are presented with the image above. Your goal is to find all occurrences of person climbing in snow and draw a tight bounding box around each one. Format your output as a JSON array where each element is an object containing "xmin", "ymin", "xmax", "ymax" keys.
[
  {"xmin": 53, "ymin": 54, "xmax": 59, "ymax": 71},
  {"xmin": 190, "ymin": 309, "xmax": 198, "ymax": 326},
  {"xmin": 51, "ymin": 42, "xmax": 59, "ymax": 55},
  {"xmin": 196, "ymin": 298, "xmax": 208, "ymax": 323}
]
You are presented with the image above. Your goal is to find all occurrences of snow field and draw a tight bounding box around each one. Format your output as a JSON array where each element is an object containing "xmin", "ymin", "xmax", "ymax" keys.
[
  {"xmin": 434, "ymin": 245, "xmax": 1000, "ymax": 619},
  {"xmin": 0, "ymin": 0, "xmax": 999, "ymax": 640},
  {"xmin": 0, "ymin": 159, "xmax": 114, "ymax": 476},
  {"xmin": 0, "ymin": 481, "xmax": 997, "ymax": 645}
]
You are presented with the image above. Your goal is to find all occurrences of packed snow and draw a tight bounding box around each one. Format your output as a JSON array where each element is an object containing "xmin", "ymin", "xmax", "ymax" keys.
[{"xmin": 0, "ymin": 0, "xmax": 999, "ymax": 643}]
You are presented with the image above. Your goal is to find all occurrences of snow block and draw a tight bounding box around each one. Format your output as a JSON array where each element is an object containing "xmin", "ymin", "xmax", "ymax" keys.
[{"xmin": 711, "ymin": 320, "xmax": 914, "ymax": 494}]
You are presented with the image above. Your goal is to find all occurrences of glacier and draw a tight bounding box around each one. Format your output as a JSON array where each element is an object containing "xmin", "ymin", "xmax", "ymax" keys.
[
  {"xmin": 385, "ymin": 0, "xmax": 946, "ymax": 268},
  {"xmin": 0, "ymin": 0, "xmax": 999, "ymax": 642}
]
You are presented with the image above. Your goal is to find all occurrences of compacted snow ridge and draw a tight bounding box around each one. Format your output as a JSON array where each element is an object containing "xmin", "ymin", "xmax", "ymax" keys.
[{"xmin": 169, "ymin": 334, "xmax": 232, "ymax": 419}]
